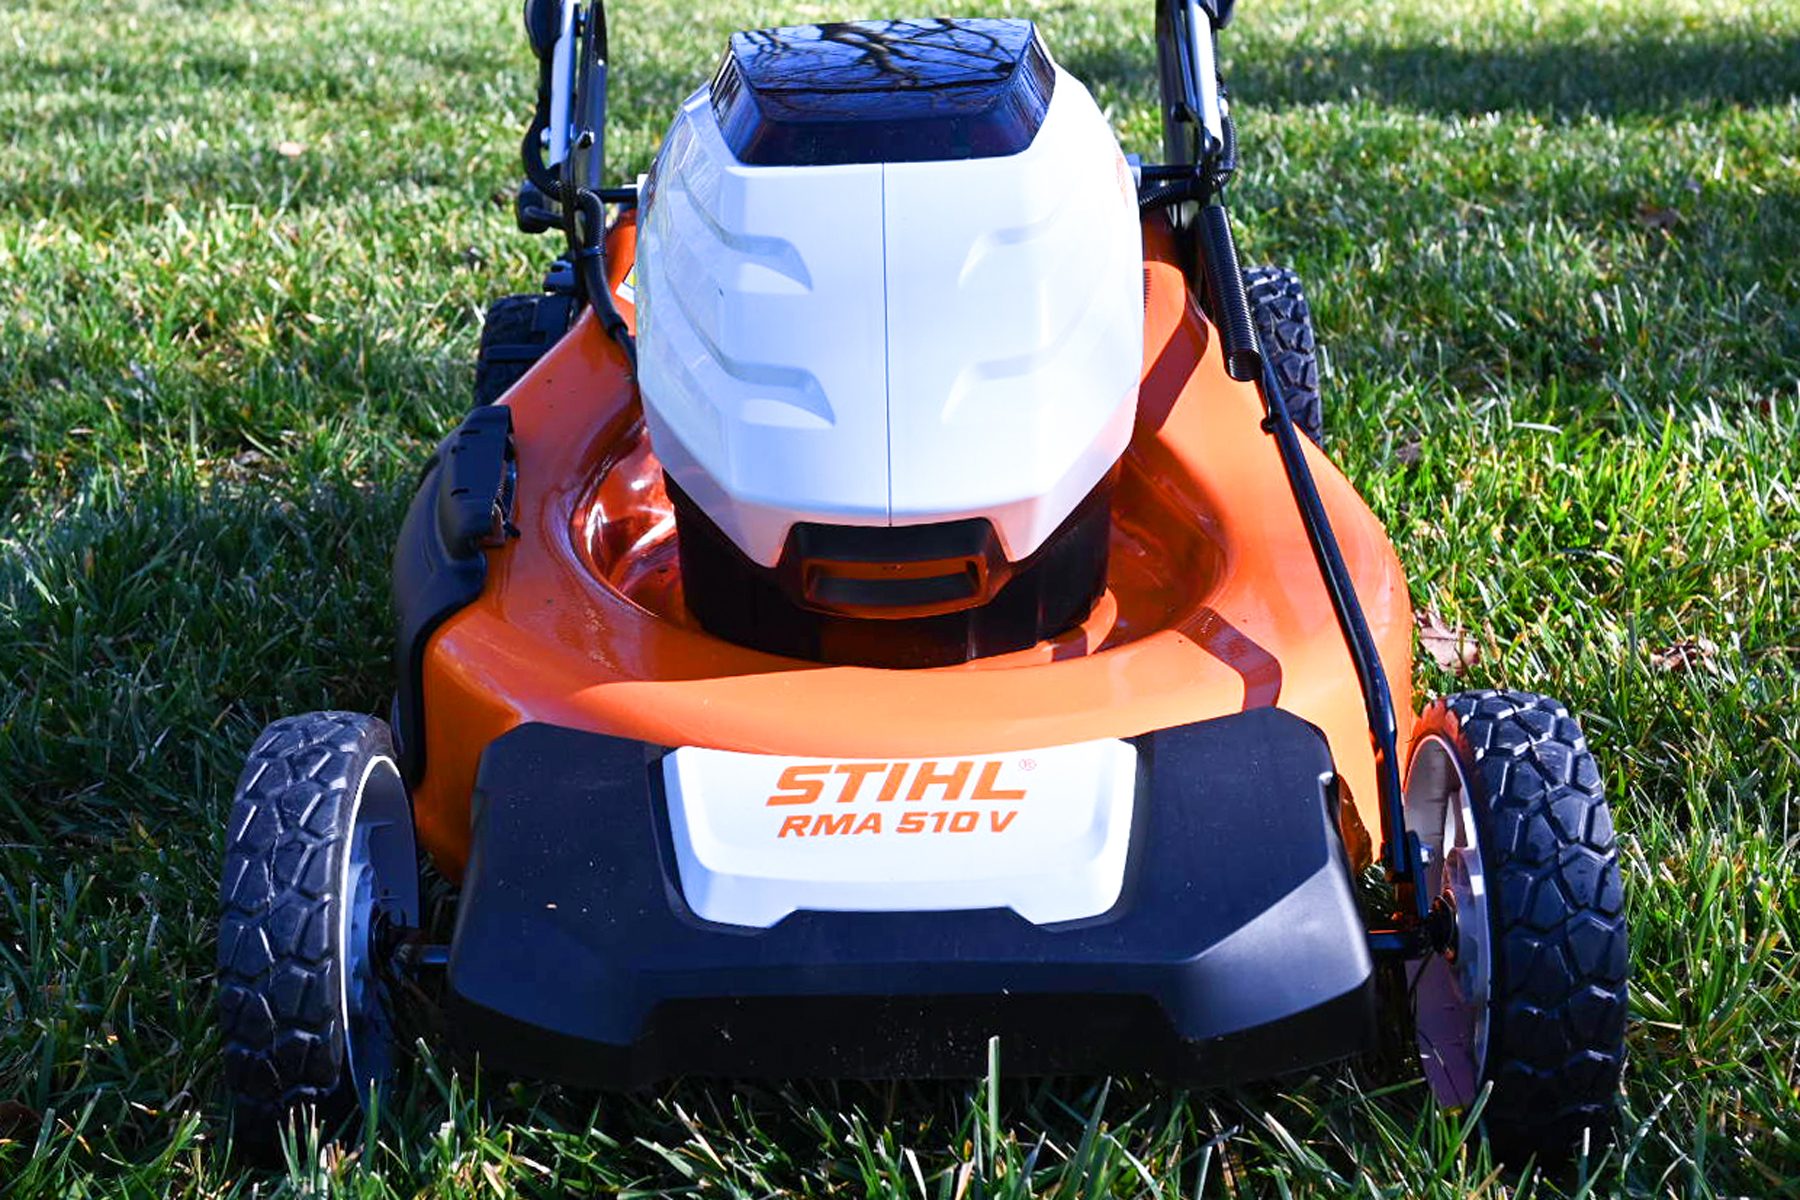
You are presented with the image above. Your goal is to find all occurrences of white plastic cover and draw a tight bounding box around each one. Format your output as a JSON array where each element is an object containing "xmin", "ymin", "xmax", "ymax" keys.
[
  {"xmin": 635, "ymin": 64, "xmax": 1144, "ymax": 566},
  {"xmin": 663, "ymin": 740, "xmax": 1139, "ymax": 927}
]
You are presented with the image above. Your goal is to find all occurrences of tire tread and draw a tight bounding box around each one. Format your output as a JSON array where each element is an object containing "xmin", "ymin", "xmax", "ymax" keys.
[
  {"xmin": 217, "ymin": 712, "xmax": 392, "ymax": 1147},
  {"xmin": 1244, "ymin": 265, "xmax": 1324, "ymax": 445},
  {"xmin": 1437, "ymin": 689, "xmax": 1629, "ymax": 1158},
  {"xmin": 474, "ymin": 293, "xmax": 574, "ymax": 406}
]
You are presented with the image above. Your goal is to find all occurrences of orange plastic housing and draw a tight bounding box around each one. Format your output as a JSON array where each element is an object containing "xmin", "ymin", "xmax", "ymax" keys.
[{"xmin": 412, "ymin": 214, "xmax": 1413, "ymax": 879}]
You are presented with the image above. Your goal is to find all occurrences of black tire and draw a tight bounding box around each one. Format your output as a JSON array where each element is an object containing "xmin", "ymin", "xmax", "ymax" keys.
[
  {"xmin": 1244, "ymin": 265, "xmax": 1323, "ymax": 445},
  {"xmin": 1406, "ymin": 690, "xmax": 1629, "ymax": 1161},
  {"xmin": 217, "ymin": 712, "xmax": 420, "ymax": 1154},
  {"xmin": 473, "ymin": 292, "xmax": 576, "ymax": 405}
]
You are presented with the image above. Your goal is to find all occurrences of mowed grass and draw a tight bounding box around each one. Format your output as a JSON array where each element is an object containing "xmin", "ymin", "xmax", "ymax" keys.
[{"xmin": 1, "ymin": 0, "xmax": 1796, "ymax": 1191}]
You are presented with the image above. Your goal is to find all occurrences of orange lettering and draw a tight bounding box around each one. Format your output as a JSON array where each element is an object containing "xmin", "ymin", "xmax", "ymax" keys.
[
  {"xmin": 854, "ymin": 812, "xmax": 882, "ymax": 835},
  {"xmin": 990, "ymin": 810, "xmax": 1018, "ymax": 833},
  {"xmin": 876, "ymin": 762, "xmax": 909, "ymax": 802},
  {"xmin": 811, "ymin": 813, "xmax": 855, "ymax": 836},
  {"xmin": 834, "ymin": 762, "xmax": 888, "ymax": 803},
  {"xmin": 768, "ymin": 765, "xmax": 831, "ymax": 806},
  {"xmin": 907, "ymin": 760, "xmax": 972, "ymax": 802},
  {"xmin": 971, "ymin": 761, "xmax": 1026, "ymax": 801},
  {"xmin": 949, "ymin": 810, "xmax": 978, "ymax": 833},
  {"xmin": 778, "ymin": 814, "xmax": 810, "ymax": 837}
]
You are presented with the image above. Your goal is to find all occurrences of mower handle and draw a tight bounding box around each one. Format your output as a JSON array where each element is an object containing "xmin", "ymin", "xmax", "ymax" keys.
[
  {"xmin": 1155, "ymin": 0, "xmax": 1231, "ymax": 168},
  {"xmin": 1146, "ymin": 0, "xmax": 1422, "ymax": 919}
]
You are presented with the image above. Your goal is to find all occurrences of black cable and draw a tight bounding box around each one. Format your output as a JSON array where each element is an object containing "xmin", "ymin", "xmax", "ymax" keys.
[
  {"xmin": 1138, "ymin": 179, "xmax": 1195, "ymax": 211},
  {"xmin": 1216, "ymin": 110, "xmax": 1238, "ymax": 181},
  {"xmin": 1197, "ymin": 203, "xmax": 1260, "ymax": 381},
  {"xmin": 570, "ymin": 187, "xmax": 636, "ymax": 373},
  {"xmin": 1256, "ymin": 338, "xmax": 1415, "ymax": 914},
  {"xmin": 521, "ymin": 119, "xmax": 562, "ymax": 196}
]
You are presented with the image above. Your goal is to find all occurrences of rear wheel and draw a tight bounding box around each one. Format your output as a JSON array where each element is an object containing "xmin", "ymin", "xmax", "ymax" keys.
[
  {"xmin": 1244, "ymin": 265, "xmax": 1323, "ymax": 445},
  {"xmin": 1404, "ymin": 690, "xmax": 1628, "ymax": 1160},
  {"xmin": 217, "ymin": 712, "xmax": 420, "ymax": 1154},
  {"xmin": 474, "ymin": 292, "xmax": 576, "ymax": 405}
]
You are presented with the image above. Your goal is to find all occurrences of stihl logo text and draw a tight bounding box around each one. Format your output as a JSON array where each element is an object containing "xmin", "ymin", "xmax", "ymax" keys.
[
  {"xmin": 765, "ymin": 760, "xmax": 1028, "ymax": 839},
  {"xmin": 765, "ymin": 760, "xmax": 1027, "ymax": 806}
]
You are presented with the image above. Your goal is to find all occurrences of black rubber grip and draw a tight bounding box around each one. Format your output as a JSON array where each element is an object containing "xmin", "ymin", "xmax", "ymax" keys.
[{"xmin": 1198, "ymin": 203, "xmax": 1261, "ymax": 382}]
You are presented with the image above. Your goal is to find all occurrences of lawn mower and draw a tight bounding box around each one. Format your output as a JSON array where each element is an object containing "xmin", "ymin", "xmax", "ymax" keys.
[{"xmin": 215, "ymin": 0, "xmax": 1630, "ymax": 1161}]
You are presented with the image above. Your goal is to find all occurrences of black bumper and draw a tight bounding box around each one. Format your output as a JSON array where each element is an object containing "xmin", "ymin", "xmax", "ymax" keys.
[{"xmin": 445, "ymin": 708, "xmax": 1376, "ymax": 1086}]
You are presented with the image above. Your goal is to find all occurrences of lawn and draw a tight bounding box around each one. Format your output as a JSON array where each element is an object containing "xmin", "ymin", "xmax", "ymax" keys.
[{"xmin": 1, "ymin": 0, "xmax": 1796, "ymax": 1193}]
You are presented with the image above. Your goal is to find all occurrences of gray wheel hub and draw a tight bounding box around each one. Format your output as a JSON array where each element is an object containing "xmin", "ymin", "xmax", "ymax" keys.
[
  {"xmin": 337, "ymin": 757, "xmax": 419, "ymax": 1107},
  {"xmin": 1405, "ymin": 733, "xmax": 1493, "ymax": 1109}
]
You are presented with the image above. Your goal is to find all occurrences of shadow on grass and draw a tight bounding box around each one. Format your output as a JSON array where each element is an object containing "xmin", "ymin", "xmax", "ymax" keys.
[
  {"xmin": 3, "ymin": 42, "xmax": 515, "ymax": 104},
  {"xmin": 1063, "ymin": 29, "xmax": 1800, "ymax": 118},
  {"xmin": 0, "ymin": 334, "xmax": 463, "ymax": 519},
  {"xmin": 0, "ymin": 469, "xmax": 409, "ymax": 862},
  {"xmin": 0, "ymin": 124, "xmax": 508, "ymax": 228}
]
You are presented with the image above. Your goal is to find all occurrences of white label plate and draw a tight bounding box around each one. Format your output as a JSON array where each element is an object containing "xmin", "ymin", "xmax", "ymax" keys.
[{"xmin": 662, "ymin": 740, "xmax": 1139, "ymax": 927}]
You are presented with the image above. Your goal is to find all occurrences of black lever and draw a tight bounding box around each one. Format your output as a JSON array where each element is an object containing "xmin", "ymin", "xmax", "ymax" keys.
[
  {"xmin": 520, "ymin": 0, "xmax": 563, "ymax": 196},
  {"xmin": 523, "ymin": 0, "xmax": 561, "ymax": 61}
]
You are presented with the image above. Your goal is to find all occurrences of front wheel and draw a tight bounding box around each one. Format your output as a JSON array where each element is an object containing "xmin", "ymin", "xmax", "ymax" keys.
[
  {"xmin": 1404, "ymin": 690, "xmax": 1628, "ymax": 1160},
  {"xmin": 217, "ymin": 712, "xmax": 420, "ymax": 1153}
]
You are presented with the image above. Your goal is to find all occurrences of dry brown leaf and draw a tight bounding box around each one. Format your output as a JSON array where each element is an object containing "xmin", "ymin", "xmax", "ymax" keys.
[
  {"xmin": 1417, "ymin": 608, "xmax": 1480, "ymax": 674},
  {"xmin": 0, "ymin": 1099, "xmax": 41, "ymax": 1140},
  {"xmin": 1635, "ymin": 203, "xmax": 1680, "ymax": 232},
  {"xmin": 1650, "ymin": 637, "xmax": 1718, "ymax": 673}
]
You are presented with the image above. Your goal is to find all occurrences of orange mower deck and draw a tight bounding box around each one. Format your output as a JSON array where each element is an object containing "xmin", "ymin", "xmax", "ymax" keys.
[{"xmin": 409, "ymin": 215, "xmax": 1414, "ymax": 882}]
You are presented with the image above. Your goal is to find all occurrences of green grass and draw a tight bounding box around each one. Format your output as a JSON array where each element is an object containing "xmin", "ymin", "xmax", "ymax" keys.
[{"xmin": 2, "ymin": 0, "xmax": 1796, "ymax": 1192}]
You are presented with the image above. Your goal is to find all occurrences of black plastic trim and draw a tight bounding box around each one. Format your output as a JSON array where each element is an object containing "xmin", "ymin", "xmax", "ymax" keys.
[
  {"xmin": 670, "ymin": 472, "xmax": 1114, "ymax": 668},
  {"xmin": 390, "ymin": 406, "xmax": 515, "ymax": 782},
  {"xmin": 452, "ymin": 980, "xmax": 1373, "ymax": 1088},
  {"xmin": 444, "ymin": 708, "xmax": 1376, "ymax": 1086}
]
